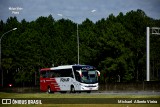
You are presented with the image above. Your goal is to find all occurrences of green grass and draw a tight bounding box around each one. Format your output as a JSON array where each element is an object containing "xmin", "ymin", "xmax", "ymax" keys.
[
  {"xmin": 0, "ymin": 92, "xmax": 160, "ymax": 98},
  {"xmin": 0, "ymin": 92, "xmax": 159, "ymax": 107}
]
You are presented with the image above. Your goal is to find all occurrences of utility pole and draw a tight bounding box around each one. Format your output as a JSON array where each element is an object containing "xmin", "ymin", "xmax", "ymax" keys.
[
  {"xmin": 146, "ymin": 27, "xmax": 160, "ymax": 81},
  {"xmin": 0, "ymin": 28, "xmax": 17, "ymax": 87}
]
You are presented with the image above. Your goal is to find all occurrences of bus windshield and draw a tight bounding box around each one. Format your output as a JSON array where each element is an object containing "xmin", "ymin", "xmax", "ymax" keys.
[{"xmin": 81, "ymin": 70, "xmax": 98, "ymax": 84}]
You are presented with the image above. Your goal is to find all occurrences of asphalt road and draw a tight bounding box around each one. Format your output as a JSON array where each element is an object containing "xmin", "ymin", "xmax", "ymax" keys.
[
  {"xmin": 44, "ymin": 91, "xmax": 160, "ymax": 95},
  {"xmin": 92, "ymin": 91, "xmax": 160, "ymax": 95}
]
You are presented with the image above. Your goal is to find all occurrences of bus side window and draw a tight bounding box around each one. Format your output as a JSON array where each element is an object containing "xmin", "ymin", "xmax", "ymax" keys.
[
  {"xmin": 50, "ymin": 72, "xmax": 54, "ymax": 78},
  {"xmin": 46, "ymin": 70, "xmax": 50, "ymax": 78},
  {"xmin": 50, "ymin": 70, "xmax": 55, "ymax": 77},
  {"xmin": 76, "ymin": 74, "xmax": 81, "ymax": 82},
  {"xmin": 41, "ymin": 71, "xmax": 46, "ymax": 78},
  {"xmin": 75, "ymin": 72, "xmax": 81, "ymax": 82},
  {"xmin": 70, "ymin": 74, "xmax": 74, "ymax": 78},
  {"xmin": 40, "ymin": 73, "xmax": 43, "ymax": 78},
  {"xmin": 43, "ymin": 75, "xmax": 46, "ymax": 78},
  {"xmin": 52, "ymin": 70, "xmax": 61, "ymax": 77}
]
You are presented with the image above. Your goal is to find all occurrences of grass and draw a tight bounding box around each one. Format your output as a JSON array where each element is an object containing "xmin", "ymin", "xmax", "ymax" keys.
[{"xmin": 0, "ymin": 92, "xmax": 159, "ymax": 107}]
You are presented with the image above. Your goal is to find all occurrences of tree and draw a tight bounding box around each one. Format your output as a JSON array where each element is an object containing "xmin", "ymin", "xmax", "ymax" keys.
[{"xmin": 1, "ymin": 9, "xmax": 160, "ymax": 86}]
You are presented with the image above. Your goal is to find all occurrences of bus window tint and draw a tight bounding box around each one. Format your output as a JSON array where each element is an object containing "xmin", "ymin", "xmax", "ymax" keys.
[
  {"xmin": 50, "ymin": 69, "xmax": 72, "ymax": 77},
  {"xmin": 75, "ymin": 71, "xmax": 81, "ymax": 82},
  {"xmin": 88, "ymin": 71, "xmax": 96, "ymax": 78},
  {"xmin": 46, "ymin": 71, "xmax": 50, "ymax": 78},
  {"xmin": 81, "ymin": 70, "xmax": 98, "ymax": 84},
  {"xmin": 40, "ymin": 71, "xmax": 46, "ymax": 78}
]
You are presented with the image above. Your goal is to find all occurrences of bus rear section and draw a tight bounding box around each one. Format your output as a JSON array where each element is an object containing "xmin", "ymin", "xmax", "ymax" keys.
[
  {"xmin": 40, "ymin": 67, "xmax": 74, "ymax": 93},
  {"xmin": 39, "ymin": 65, "xmax": 100, "ymax": 93}
]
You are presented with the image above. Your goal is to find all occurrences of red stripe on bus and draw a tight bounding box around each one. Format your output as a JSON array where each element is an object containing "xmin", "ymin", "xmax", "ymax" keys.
[{"xmin": 52, "ymin": 78, "xmax": 61, "ymax": 91}]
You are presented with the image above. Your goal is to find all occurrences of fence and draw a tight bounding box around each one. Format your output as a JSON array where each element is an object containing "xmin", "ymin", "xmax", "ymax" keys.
[{"xmin": 99, "ymin": 81, "xmax": 160, "ymax": 91}]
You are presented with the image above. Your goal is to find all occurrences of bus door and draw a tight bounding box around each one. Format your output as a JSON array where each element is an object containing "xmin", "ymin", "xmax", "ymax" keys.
[{"xmin": 40, "ymin": 70, "xmax": 47, "ymax": 91}]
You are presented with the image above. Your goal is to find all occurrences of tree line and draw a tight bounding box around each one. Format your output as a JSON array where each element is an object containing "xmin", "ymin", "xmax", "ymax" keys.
[{"xmin": 0, "ymin": 9, "xmax": 160, "ymax": 86}]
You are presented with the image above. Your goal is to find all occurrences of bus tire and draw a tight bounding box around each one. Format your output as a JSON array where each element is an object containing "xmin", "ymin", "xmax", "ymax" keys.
[
  {"xmin": 47, "ymin": 86, "xmax": 52, "ymax": 94},
  {"xmin": 87, "ymin": 91, "xmax": 91, "ymax": 93},
  {"xmin": 70, "ymin": 85, "xmax": 75, "ymax": 93}
]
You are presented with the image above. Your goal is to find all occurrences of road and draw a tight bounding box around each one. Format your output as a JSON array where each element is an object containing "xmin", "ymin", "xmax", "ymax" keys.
[
  {"xmin": 92, "ymin": 91, "xmax": 160, "ymax": 95},
  {"xmin": 47, "ymin": 90, "xmax": 160, "ymax": 95}
]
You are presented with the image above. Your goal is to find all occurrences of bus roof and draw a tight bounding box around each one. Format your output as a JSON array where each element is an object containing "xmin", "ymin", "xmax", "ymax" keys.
[
  {"xmin": 40, "ymin": 64, "xmax": 93, "ymax": 71},
  {"xmin": 50, "ymin": 65, "xmax": 73, "ymax": 70}
]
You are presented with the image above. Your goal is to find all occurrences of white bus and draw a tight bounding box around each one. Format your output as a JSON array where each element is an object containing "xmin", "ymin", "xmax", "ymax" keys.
[{"xmin": 40, "ymin": 65, "xmax": 100, "ymax": 93}]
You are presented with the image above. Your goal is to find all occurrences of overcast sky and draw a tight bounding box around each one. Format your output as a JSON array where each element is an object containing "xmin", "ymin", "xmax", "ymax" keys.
[{"xmin": 0, "ymin": 0, "xmax": 160, "ymax": 23}]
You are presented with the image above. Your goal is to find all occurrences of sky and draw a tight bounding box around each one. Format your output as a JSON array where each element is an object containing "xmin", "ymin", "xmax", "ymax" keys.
[{"xmin": 0, "ymin": 0, "xmax": 160, "ymax": 23}]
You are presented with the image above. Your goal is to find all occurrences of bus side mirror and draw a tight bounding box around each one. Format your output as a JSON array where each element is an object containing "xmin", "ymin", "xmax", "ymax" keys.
[
  {"xmin": 97, "ymin": 70, "xmax": 100, "ymax": 76},
  {"xmin": 76, "ymin": 70, "xmax": 82, "ymax": 77}
]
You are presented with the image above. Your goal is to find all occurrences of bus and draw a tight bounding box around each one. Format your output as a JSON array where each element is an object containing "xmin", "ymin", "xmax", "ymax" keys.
[{"xmin": 39, "ymin": 65, "xmax": 100, "ymax": 93}]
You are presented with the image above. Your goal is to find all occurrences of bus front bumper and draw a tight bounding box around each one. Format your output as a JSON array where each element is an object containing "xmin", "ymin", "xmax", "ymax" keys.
[{"xmin": 80, "ymin": 85, "xmax": 99, "ymax": 91}]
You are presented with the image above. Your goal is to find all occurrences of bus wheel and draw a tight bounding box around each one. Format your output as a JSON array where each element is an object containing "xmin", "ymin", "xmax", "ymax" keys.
[
  {"xmin": 70, "ymin": 86, "xmax": 75, "ymax": 93},
  {"xmin": 47, "ymin": 87, "xmax": 52, "ymax": 93},
  {"xmin": 87, "ymin": 91, "xmax": 91, "ymax": 93}
]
